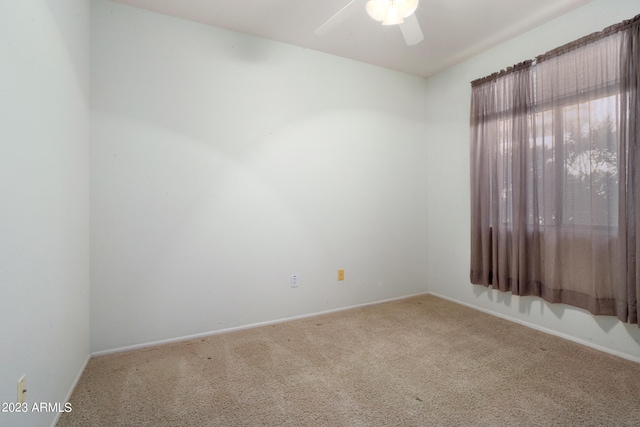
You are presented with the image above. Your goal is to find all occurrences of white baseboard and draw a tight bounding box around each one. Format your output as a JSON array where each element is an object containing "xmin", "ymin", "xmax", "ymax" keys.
[
  {"xmin": 50, "ymin": 353, "xmax": 91, "ymax": 427},
  {"xmin": 91, "ymin": 292, "xmax": 430, "ymax": 357},
  {"xmin": 428, "ymin": 291, "xmax": 640, "ymax": 364}
]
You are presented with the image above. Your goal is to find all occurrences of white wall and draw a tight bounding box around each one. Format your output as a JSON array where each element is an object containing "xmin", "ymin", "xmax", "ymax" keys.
[
  {"xmin": 90, "ymin": 0, "xmax": 429, "ymax": 353},
  {"xmin": 0, "ymin": 1, "xmax": 90, "ymax": 426},
  {"xmin": 425, "ymin": 0, "xmax": 640, "ymax": 361}
]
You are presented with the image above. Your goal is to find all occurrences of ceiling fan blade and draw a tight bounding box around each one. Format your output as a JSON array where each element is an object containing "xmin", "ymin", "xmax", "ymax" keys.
[
  {"xmin": 399, "ymin": 14, "xmax": 424, "ymax": 46},
  {"xmin": 315, "ymin": 0, "xmax": 362, "ymax": 36}
]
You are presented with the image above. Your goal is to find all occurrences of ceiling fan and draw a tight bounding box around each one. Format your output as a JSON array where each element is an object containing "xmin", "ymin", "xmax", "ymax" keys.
[{"xmin": 315, "ymin": 0, "xmax": 424, "ymax": 46}]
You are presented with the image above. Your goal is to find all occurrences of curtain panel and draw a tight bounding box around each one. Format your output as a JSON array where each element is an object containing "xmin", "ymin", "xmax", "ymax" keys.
[{"xmin": 470, "ymin": 14, "xmax": 640, "ymax": 325}]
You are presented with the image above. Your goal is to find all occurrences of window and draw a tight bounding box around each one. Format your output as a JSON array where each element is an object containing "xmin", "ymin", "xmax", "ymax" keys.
[
  {"xmin": 546, "ymin": 94, "xmax": 619, "ymax": 227},
  {"xmin": 504, "ymin": 89, "xmax": 621, "ymax": 228}
]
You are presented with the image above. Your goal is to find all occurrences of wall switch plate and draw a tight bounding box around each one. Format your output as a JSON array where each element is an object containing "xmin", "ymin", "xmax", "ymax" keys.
[
  {"xmin": 338, "ymin": 269, "xmax": 345, "ymax": 281},
  {"xmin": 18, "ymin": 375, "xmax": 26, "ymax": 404},
  {"xmin": 290, "ymin": 274, "xmax": 299, "ymax": 288}
]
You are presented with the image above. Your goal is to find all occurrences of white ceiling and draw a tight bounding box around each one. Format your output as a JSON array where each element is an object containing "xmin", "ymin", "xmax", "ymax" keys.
[{"xmin": 111, "ymin": 0, "xmax": 594, "ymax": 79}]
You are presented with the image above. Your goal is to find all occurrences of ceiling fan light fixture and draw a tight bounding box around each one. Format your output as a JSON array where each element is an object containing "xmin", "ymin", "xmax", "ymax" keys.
[
  {"xmin": 365, "ymin": 0, "xmax": 387, "ymax": 22},
  {"xmin": 367, "ymin": 0, "xmax": 419, "ymax": 26},
  {"xmin": 398, "ymin": 0, "xmax": 419, "ymax": 18},
  {"xmin": 382, "ymin": 4, "xmax": 404, "ymax": 25}
]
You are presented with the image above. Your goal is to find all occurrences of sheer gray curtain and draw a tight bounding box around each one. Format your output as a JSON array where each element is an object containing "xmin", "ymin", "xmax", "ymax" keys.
[
  {"xmin": 470, "ymin": 15, "xmax": 640, "ymax": 325},
  {"xmin": 619, "ymin": 19, "xmax": 640, "ymax": 324}
]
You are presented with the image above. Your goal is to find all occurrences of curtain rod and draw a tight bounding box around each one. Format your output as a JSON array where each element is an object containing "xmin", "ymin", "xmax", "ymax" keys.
[
  {"xmin": 470, "ymin": 60, "xmax": 532, "ymax": 87},
  {"xmin": 470, "ymin": 13, "xmax": 640, "ymax": 88}
]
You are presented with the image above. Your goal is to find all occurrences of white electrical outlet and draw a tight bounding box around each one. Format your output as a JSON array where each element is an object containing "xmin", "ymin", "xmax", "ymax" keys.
[
  {"xmin": 290, "ymin": 274, "xmax": 299, "ymax": 288},
  {"xmin": 18, "ymin": 375, "xmax": 26, "ymax": 404}
]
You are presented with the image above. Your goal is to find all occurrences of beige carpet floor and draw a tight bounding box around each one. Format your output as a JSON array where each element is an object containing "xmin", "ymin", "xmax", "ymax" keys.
[{"xmin": 58, "ymin": 294, "xmax": 640, "ymax": 426}]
